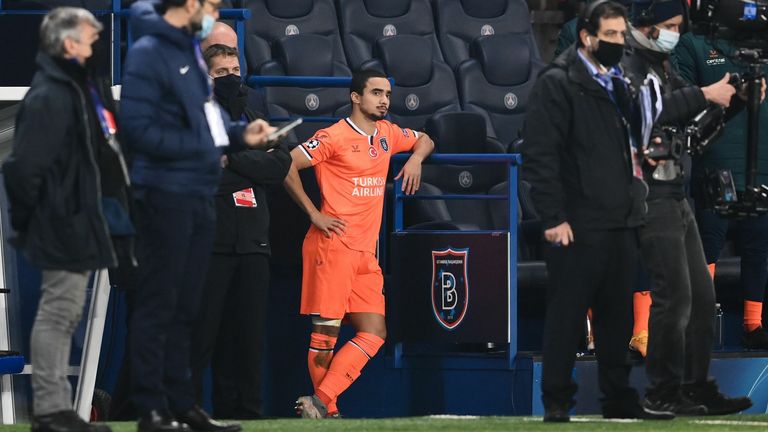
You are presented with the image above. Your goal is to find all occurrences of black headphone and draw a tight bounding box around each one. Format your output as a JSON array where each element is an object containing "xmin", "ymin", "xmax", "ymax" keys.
[{"xmin": 577, "ymin": 0, "xmax": 614, "ymax": 36}]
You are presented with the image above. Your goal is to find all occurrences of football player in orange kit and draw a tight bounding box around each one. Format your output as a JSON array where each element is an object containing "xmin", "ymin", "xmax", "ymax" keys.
[{"xmin": 284, "ymin": 69, "xmax": 434, "ymax": 418}]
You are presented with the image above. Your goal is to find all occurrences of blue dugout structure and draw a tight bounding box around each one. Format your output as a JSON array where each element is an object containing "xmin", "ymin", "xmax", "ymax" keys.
[{"xmin": 389, "ymin": 153, "xmax": 520, "ymax": 369}]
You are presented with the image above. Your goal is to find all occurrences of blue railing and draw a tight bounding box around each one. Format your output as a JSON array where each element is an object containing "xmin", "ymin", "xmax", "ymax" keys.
[
  {"xmin": 392, "ymin": 153, "xmax": 521, "ymax": 232},
  {"xmin": 390, "ymin": 153, "xmax": 521, "ymax": 368},
  {"xmin": 121, "ymin": 6, "xmax": 251, "ymax": 84},
  {"xmin": 0, "ymin": 2, "xmax": 252, "ymax": 85},
  {"xmin": 247, "ymin": 76, "xmax": 353, "ymax": 89}
]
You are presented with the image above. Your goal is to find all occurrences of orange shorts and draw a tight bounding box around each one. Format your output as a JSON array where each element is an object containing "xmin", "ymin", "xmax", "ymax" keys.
[{"xmin": 300, "ymin": 230, "xmax": 384, "ymax": 319}]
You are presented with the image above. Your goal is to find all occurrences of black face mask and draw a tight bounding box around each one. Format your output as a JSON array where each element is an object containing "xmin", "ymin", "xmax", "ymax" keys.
[
  {"xmin": 591, "ymin": 38, "xmax": 624, "ymax": 68},
  {"xmin": 213, "ymin": 74, "xmax": 248, "ymax": 120},
  {"xmin": 85, "ymin": 40, "xmax": 108, "ymax": 76}
]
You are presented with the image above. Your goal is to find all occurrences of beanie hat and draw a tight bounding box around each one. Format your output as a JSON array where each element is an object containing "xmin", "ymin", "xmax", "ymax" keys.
[{"xmin": 631, "ymin": 0, "xmax": 684, "ymax": 26}]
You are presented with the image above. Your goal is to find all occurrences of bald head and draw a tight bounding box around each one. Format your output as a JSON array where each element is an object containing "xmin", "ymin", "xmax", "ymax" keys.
[{"xmin": 201, "ymin": 22, "xmax": 237, "ymax": 51}]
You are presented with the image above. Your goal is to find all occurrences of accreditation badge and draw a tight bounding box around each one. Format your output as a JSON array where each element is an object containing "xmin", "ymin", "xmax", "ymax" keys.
[{"xmin": 233, "ymin": 188, "xmax": 257, "ymax": 207}]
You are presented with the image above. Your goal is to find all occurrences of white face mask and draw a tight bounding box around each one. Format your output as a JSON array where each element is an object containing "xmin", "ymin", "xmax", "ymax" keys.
[{"xmin": 654, "ymin": 28, "xmax": 680, "ymax": 53}]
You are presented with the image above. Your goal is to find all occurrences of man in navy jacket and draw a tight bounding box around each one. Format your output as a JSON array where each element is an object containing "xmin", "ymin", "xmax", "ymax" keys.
[{"xmin": 119, "ymin": 1, "xmax": 274, "ymax": 431}]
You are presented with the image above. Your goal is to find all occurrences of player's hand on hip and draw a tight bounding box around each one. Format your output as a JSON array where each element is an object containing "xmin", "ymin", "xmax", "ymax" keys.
[
  {"xmin": 544, "ymin": 222, "xmax": 574, "ymax": 246},
  {"xmin": 244, "ymin": 119, "xmax": 277, "ymax": 148},
  {"xmin": 311, "ymin": 212, "xmax": 347, "ymax": 238},
  {"xmin": 394, "ymin": 158, "xmax": 422, "ymax": 195}
]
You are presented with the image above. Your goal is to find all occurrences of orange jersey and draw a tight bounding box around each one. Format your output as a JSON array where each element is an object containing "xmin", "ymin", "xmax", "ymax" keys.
[{"xmin": 298, "ymin": 118, "xmax": 419, "ymax": 253}]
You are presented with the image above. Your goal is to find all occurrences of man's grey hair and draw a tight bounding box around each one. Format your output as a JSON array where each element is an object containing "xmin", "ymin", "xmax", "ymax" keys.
[{"xmin": 39, "ymin": 7, "xmax": 103, "ymax": 57}]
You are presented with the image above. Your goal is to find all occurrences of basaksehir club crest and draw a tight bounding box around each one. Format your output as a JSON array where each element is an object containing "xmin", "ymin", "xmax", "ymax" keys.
[{"xmin": 431, "ymin": 248, "xmax": 469, "ymax": 329}]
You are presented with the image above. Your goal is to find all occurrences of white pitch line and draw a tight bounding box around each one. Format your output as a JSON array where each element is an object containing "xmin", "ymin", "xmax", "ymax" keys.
[
  {"xmin": 426, "ymin": 415, "xmax": 480, "ymax": 419},
  {"xmin": 690, "ymin": 420, "xmax": 768, "ymax": 427},
  {"xmin": 521, "ymin": 417, "xmax": 641, "ymax": 423},
  {"xmin": 571, "ymin": 417, "xmax": 642, "ymax": 423}
]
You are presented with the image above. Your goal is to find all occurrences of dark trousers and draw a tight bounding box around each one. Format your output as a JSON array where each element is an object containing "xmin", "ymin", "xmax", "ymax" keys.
[
  {"xmin": 542, "ymin": 228, "xmax": 639, "ymax": 411},
  {"xmin": 129, "ymin": 188, "xmax": 216, "ymax": 415},
  {"xmin": 696, "ymin": 207, "xmax": 768, "ymax": 303},
  {"xmin": 640, "ymin": 199, "xmax": 715, "ymax": 393},
  {"xmin": 191, "ymin": 253, "xmax": 270, "ymax": 418}
]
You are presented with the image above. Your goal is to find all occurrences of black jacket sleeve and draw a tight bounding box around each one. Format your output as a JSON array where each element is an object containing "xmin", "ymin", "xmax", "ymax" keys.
[
  {"xmin": 658, "ymin": 70, "xmax": 708, "ymax": 126},
  {"xmin": 2, "ymin": 87, "xmax": 72, "ymax": 231},
  {"xmin": 225, "ymin": 145, "xmax": 291, "ymax": 185},
  {"xmin": 520, "ymin": 70, "xmax": 571, "ymax": 230},
  {"xmin": 247, "ymin": 88, "xmax": 269, "ymax": 119}
]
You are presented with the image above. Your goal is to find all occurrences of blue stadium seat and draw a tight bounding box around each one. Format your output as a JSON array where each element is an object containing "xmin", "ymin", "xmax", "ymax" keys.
[
  {"xmin": 433, "ymin": 0, "xmax": 541, "ymax": 70},
  {"xmin": 413, "ymin": 165, "xmax": 507, "ymax": 230},
  {"xmin": 423, "ymin": 111, "xmax": 504, "ymax": 153},
  {"xmin": 243, "ymin": 0, "xmax": 348, "ymax": 75},
  {"xmin": 403, "ymin": 111, "xmax": 508, "ymax": 230},
  {"xmin": 457, "ymin": 34, "xmax": 541, "ymax": 147},
  {"xmin": 261, "ymin": 35, "xmax": 351, "ymax": 142},
  {"xmin": 336, "ymin": 0, "xmax": 443, "ymax": 70},
  {"xmin": 367, "ymin": 35, "xmax": 460, "ymax": 131}
]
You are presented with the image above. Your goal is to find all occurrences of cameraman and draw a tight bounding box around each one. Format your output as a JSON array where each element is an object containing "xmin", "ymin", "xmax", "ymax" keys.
[
  {"xmin": 621, "ymin": 0, "xmax": 752, "ymax": 415},
  {"xmin": 674, "ymin": 14, "xmax": 768, "ymax": 351}
]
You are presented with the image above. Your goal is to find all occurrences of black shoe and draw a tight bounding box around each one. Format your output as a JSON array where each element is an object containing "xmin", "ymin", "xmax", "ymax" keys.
[
  {"xmin": 138, "ymin": 410, "xmax": 189, "ymax": 432},
  {"xmin": 32, "ymin": 410, "xmax": 111, "ymax": 432},
  {"xmin": 176, "ymin": 406, "xmax": 241, "ymax": 432},
  {"xmin": 543, "ymin": 405, "xmax": 569, "ymax": 422},
  {"xmin": 603, "ymin": 401, "xmax": 675, "ymax": 420},
  {"xmin": 643, "ymin": 389, "xmax": 706, "ymax": 417},
  {"xmin": 742, "ymin": 327, "xmax": 768, "ymax": 349},
  {"xmin": 682, "ymin": 380, "xmax": 753, "ymax": 415}
]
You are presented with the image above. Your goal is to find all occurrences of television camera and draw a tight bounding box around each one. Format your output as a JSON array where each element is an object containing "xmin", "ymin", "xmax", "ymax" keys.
[{"xmin": 689, "ymin": 0, "xmax": 768, "ymax": 216}]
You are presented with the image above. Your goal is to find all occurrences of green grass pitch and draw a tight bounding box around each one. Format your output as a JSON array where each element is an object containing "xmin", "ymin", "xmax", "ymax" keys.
[{"xmin": 11, "ymin": 415, "xmax": 768, "ymax": 432}]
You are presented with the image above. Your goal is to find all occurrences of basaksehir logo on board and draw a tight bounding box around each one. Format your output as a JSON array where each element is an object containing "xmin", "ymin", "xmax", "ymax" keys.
[{"xmin": 431, "ymin": 248, "xmax": 469, "ymax": 330}]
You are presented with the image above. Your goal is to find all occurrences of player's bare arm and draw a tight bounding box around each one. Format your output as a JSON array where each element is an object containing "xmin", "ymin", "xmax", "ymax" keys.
[
  {"xmin": 284, "ymin": 146, "xmax": 347, "ymax": 238},
  {"xmin": 394, "ymin": 133, "xmax": 435, "ymax": 195}
]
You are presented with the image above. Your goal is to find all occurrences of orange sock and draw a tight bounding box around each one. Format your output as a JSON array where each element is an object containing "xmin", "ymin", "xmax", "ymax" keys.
[
  {"xmin": 586, "ymin": 308, "xmax": 594, "ymax": 340},
  {"xmin": 308, "ymin": 333, "xmax": 338, "ymax": 414},
  {"xmin": 633, "ymin": 291, "xmax": 652, "ymax": 335},
  {"xmin": 744, "ymin": 300, "xmax": 763, "ymax": 332},
  {"xmin": 707, "ymin": 263, "xmax": 716, "ymax": 280},
  {"xmin": 316, "ymin": 332, "xmax": 384, "ymax": 406}
]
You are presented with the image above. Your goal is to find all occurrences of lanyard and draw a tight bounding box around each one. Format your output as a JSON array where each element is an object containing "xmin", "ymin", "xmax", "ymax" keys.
[
  {"xmin": 87, "ymin": 81, "xmax": 117, "ymax": 138},
  {"xmin": 606, "ymin": 75, "xmax": 644, "ymax": 180},
  {"xmin": 87, "ymin": 80, "xmax": 132, "ymax": 185},
  {"xmin": 640, "ymin": 73, "xmax": 663, "ymax": 150}
]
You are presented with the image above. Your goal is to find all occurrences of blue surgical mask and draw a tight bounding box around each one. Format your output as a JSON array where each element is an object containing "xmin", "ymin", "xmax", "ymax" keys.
[
  {"xmin": 654, "ymin": 28, "xmax": 680, "ymax": 53},
  {"xmin": 196, "ymin": 13, "xmax": 215, "ymax": 40}
]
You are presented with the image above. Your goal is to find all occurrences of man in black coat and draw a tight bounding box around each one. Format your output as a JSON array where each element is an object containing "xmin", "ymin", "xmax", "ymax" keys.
[
  {"xmin": 190, "ymin": 44, "xmax": 291, "ymax": 419},
  {"xmin": 521, "ymin": 0, "xmax": 664, "ymax": 422},
  {"xmin": 3, "ymin": 7, "xmax": 130, "ymax": 432},
  {"xmin": 620, "ymin": 0, "xmax": 751, "ymax": 416}
]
